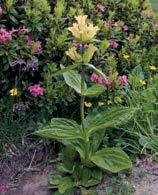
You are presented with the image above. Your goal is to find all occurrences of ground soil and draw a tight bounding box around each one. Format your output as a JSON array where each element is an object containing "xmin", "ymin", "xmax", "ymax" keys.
[{"xmin": 1, "ymin": 143, "xmax": 158, "ymax": 195}]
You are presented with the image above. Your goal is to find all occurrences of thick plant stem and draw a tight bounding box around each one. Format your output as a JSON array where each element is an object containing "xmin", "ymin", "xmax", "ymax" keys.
[{"xmin": 80, "ymin": 66, "xmax": 85, "ymax": 132}]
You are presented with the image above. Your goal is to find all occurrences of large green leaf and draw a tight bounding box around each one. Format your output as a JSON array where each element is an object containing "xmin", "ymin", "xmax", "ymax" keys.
[
  {"xmin": 90, "ymin": 148, "xmax": 132, "ymax": 173},
  {"xmin": 34, "ymin": 118, "xmax": 82, "ymax": 140},
  {"xmin": 63, "ymin": 69, "xmax": 87, "ymax": 94},
  {"xmin": 58, "ymin": 177, "xmax": 74, "ymax": 194},
  {"xmin": 83, "ymin": 84, "xmax": 105, "ymax": 97},
  {"xmin": 85, "ymin": 107, "xmax": 136, "ymax": 136}
]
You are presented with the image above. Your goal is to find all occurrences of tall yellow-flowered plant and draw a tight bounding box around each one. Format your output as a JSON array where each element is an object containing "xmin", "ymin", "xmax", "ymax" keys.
[
  {"xmin": 35, "ymin": 15, "xmax": 135, "ymax": 194},
  {"xmin": 68, "ymin": 15, "xmax": 99, "ymax": 43}
]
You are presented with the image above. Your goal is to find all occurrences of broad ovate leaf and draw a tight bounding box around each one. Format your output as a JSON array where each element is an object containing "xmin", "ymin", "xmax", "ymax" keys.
[
  {"xmin": 63, "ymin": 69, "xmax": 87, "ymax": 94},
  {"xmin": 85, "ymin": 107, "xmax": 136, "ymax": 136},
  {"xmin": 58, "ymin": 177, "xmax": 73, "ymax": 194},
  {"xmin": 34, "ymin": 118, "xmax": 82, "ymax": 140},
  {"xmin": 83, "ymin": 84, "xmax": 105, "ymax": 97},
  {"xmin": 90, "ymin": 148, "xmax": 132, "ymax": 173}
]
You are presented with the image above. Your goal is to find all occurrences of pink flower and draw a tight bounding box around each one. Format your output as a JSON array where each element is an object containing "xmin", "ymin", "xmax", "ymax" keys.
[
  {"xmin": 118, "ymin": 75, "xmax": 128, "ymax": 86},
  {"xmin": 32, "ymin": 41, "xmax": 43, "ymax": 53},
  {"xmin": 122, "ymin": 24, "xmax": 128, "ymax": 31},
  {"xmin": 27, "ymin": 37, "xmax": 33, "ymax": 46},
  {"xmin": 0, "ymin": 28, "xmax": 12, "ymax": 43},
  {"xmin": 154, "ymin": 24, "xmax": 158, "ymax": 30},
  {"xmin": 0, "ymin": 184, "xmax": 7, "ymax": 191},
  {"xmin": 19, "ymin": 26, "xmax": 28, "ymax": 33},
  {"xmin": 96, "ymin": 4, "xmax": 105, "ymax": 12},
  {"xmin": 110, "ymin": 40, "xmax": 119, "ymax": 49},
  {"xmin": 28, "ymin": 84, "xmax": 44, "ymax": 97},
  {"xmin": 91, "ymin": 73, "xmax": 100, "ymax": 82},
  {"xmin": 0, "ymin": 6, "xmax": 3, "ymax": 17},
  {"xmin": 102, "ymin": 76, "xmax": 112, "ymax": 88},
  {"xmin": 146, "ymin": 9, "xmax": 153, "ymax": 19}
]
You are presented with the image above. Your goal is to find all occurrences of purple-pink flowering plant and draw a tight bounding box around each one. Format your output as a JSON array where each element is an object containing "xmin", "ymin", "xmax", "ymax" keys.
[{"xmin": 28, "ymin": 84, "xmax": 44, "ymax": 97}]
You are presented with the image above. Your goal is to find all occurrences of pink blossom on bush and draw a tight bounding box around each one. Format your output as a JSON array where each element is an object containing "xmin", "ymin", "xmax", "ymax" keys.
[
  {"xmin": 0, "ymin": 184, "xmax": 7, "ymax": 191},
  {"xmin": 102, "ymin": 76, "xmax": 112, "ymax": 88},
  {"xmin": 122, "ymin": 24, "xmax": 128, "ymax": 31},
  {"xmin": 91, "ymin": 73, "xmax": 100, "ymax": 82},
  {"xmin": 0, "ymin": 6, "xmax": 3, "ymax": 17},
  {"xmin": 110, "ymin": 40, "xmax": 119, "ymax": 49},
  {"xmin": 146, "ymin": 9, "xmax": 153, "ymax": 19},
  {"xmin": 154, "ymin": 24, "xmax": 158, "ymax": 30},
  {"xmin": 96, "ymin": 4, "xmax": 105, "ymax": 12},
  {"xmin": 32, "ymin": 41, "xmax": 43, "ymax": 53},
  {"xmin": 0, "ymin": 28, "xmax": 12, "ymax": 43},
  {"xmin": 118, "ymin": 75, "xmax": 128, "ymax": 86},
  {"xmin": 19, "ymin": 26, "xmax": 28, "ymax": 33},
  {"xmin": 28, "ymin": 84, "xmax": 44, "ymax": 97},
  {"xmin": 27, "ymin": 37, "xmax": 33, "ymax": 46}
]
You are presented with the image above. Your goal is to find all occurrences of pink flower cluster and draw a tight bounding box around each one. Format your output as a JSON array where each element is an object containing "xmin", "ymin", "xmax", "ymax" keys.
[
  {"xmin": 27, "ymin": 37, "xmax": 43, "ymax": 53},
  {"xmin": 91, "ymin": 73, "xmax": 113, "ymax": 89},
  {"xmin": 0, "ymin": 26, "xmax": 28, "ymax": 44},
  {"xmin": 154, "ymin": 24, "xmax": 158, "ymax": 30},
  {"xmin": 91, "ymin": 73, "xmax": 128, "ymax": 89},
  {"xmin": 104, "ymin": 20, "xmax": 128, "ymax": 32},
  {"xmin": 0, "ymin": 184, "xmax": 7, "ymax": 192},
  {"xmin": 0, "ymin": 28, "xmax": 12, "ymax": 43},
  {"xmin": 96, "ymin": 4, "xmax": 105, "ymax": 12},
  {"xmin": 28, "ymin": 84, "xmax": 44, "ymax": 97},
  {"xmin": 110, "ymin": 40, "xmax": 119, "ymax": 49},
  {"xmin": 10, "ymin": 26, "xmax": 28, "ymax": 34}
]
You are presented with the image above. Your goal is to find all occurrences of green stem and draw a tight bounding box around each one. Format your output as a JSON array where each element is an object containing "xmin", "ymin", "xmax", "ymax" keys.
[
  {"xmin": 80, "ymin": 48, "xmax": 90, "ymax": 160},
  {"xmin": 80, "ymin": 66, "xmax": 85, "ymax": 132}
]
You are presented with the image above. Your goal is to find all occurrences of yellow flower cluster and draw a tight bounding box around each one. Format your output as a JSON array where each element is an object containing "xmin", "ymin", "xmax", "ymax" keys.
[
  {"xmin": 68, "ymin": 15, "xmax": 99, "ymax": 43},
  {"xmin": 148, "ymin": 65, "xmax": 157, "ymax": 71},
  {"xmin": 9, "ymin": 88, "xmax": 18, "ymax": 96}
]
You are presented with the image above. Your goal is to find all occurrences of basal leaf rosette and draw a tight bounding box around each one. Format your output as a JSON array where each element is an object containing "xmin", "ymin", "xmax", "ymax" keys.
[{"xmin": 68, "ymin": 15, "xmax": 99, "ymax": 43}]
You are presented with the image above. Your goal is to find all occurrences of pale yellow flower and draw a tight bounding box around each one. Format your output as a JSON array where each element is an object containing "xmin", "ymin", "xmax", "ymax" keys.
[
  {"xmin": 84, "ymin": 101, "xmax": 92, "ymax": 108},
  {"xmin": 107, "ymin": 100, "xmax": 112, "ymax": 105},
  {"xmin": 66, "ymin": 47, "xmax": 81, "ymax": 61},
  {"xmin": 10, "ymin": 88, "xmax": 18, "ymax": 96},
  {"xmin": 115, "ymin": 96, "xmax": 123, "ymax": 104},
  {"xmin": 139, "ymin": 80, "xmax": 146, "ymax": 86},
  {"xmin": 123, "ymin": 53, "xmax": 130, "ymax": 60},
  {"xmin": 68, "ymin": 15, "xmax": 99, "ymax": 43},
  {"xmin": 148, "ymin": 65, "xmax": 157, "ymax": 71}
]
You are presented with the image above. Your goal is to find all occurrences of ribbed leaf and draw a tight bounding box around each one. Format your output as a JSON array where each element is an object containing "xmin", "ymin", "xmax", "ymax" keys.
[
  {"xmin": 63, "ymin": 70, "xmax": 87, "ymax": 94},
  {"xmin": 85, "ymin": 107, "xmax": 136, "ymax": 136},
  {"xmin": 34, "ymin": 118, "xmax": 82, "ymax": 140},
  {"xmin": 83, "ymin": 84, "xmax": 105, "ymax": 97},
  {"xmin": 53, "ymin": 64, "xmax": 79, "ymax": 76},
  {"xmin": 58, "ymin": 177, "xmax": 73, "ymax": 194},
  {"xmin": 90, "ymin": 148, "xmax": 132, "ymax": 173}
]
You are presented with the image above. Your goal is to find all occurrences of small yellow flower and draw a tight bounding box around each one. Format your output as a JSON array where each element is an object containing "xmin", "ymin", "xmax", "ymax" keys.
[
  {"xmin": 123, "ymin": 53, "xmax": 130, "ymax": 60},
  {"xmin": 107, "ymin": 100, "xmax": 112, "ymax": 105},
  {"xmin": 139, "ymin": 80, "xmax": 146, "ymax": 86},
  {"xmin": 98, "ymin": 101, "xmax": 105, "ymax": 106},
  {"xmin": 10, "ymin": 88, "xmax": 18, "ymax": 96},
  {"xmin": 148, "ymin": 65, "xmax": 157, "ymax": 71},
  {"xmin": 66, "ymin": 47, "xmax": 81, "ymax": 61},
  {"xmin": 68, "ymin": 15, "xmax": 99, "ymax": 43},
  {"xmin": 115, "ymin": 96, "xmax": 123, "ymax": 104},
  {"xmin": 84, "ymin": 101, "xmax": 92, "ymax": 108}
]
